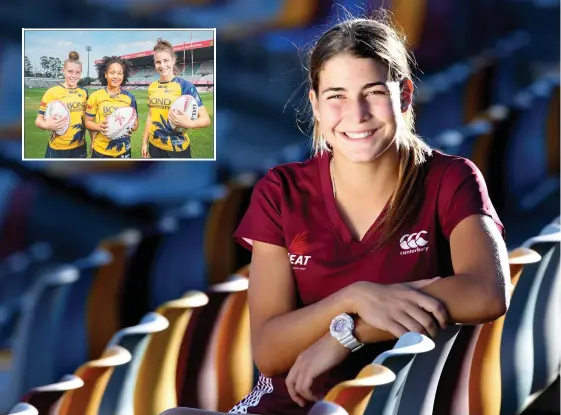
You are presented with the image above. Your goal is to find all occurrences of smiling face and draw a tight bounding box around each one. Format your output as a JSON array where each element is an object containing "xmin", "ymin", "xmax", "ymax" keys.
[
  {"xmin": 64, "ymin": 61, "xmax": 82, "ymax": 88},
  {"xmin": 154, "ymin": 51, "xmax": 175, "ymax": 79},
  {"xmin": 310, "ymin": 54, "xmax": 407, "ymax": 164},
  {"xmin": 105, "ymin": 62, "xmax": 124, "ymax": 88}
]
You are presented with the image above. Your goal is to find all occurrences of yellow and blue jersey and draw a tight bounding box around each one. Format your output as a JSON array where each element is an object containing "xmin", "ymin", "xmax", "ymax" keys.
[
  {"xmin": 147, "ymin": 77, "xmax": 204, "ymax": 152},
  {"xmin": 86, "ymin": 88, "xmax": 138, "ymax": 157},
  {"xmin": 38, "ymin": 84, "xmax": 88, "ymax": 150}
]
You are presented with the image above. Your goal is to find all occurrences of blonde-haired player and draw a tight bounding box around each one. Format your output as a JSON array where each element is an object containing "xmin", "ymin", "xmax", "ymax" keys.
[
  {"xmin": 141, "ymin": 38, "xmax": 210, "ymax": 159},
  {"xmin": 35, "ymin": 51, "xmax": 88, "ymax": 158}
]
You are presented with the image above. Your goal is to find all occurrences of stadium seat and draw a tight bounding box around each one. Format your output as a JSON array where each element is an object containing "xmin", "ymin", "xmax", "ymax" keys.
[
  {"xmin": 398, "ymin": 324, "xmax": 462, "ymax": 415},
  {"xmin": 134, "ymin": 291, "xmax": 209, "ymax": 415},
  {"xmin": 86, "ymin": 229, "xmax": 143, "ymax": 360},
  {"xmin": 201, "ymin": 276, "xmax": 252, "ymax": 412},
  {"xmin": 99, "ymin": 312, "xmax": 170, "ymax": 415},
  {"xmin": 0, "ymin": 265, "xmax": 79, "ymax": 414},
  {"xmin": 205, "ymin": 180, "xmax": 255, "ymax": 285},
  {"xmin": 21, "ymin": 374, "xmax": 84, "ymax": 414},
  {"xmin": 499, "ymin": 230, "xmax": 561, "ymax": 414},
  {"xmin": 467, "ymin": 247, "xmax": 542, "ymax": 415},
  {"xmin": 57, "ymin": 346, "xmax": 132, "ymax": 415},
  {"xmin": 308, "ymin": 401, "xmax": 349, "ymax": 415},
  {"xmin": 55, "ymin": 248, "xmax": 113, "ymax": 379},
  {"xmin": 322, "ymin": 363, "xmax": 396, "ymax": 415},
  {"xmin": 176, "ymin": 273, "xmax": 251, "ymax": 410},
  {"xmin": 522, "ymin": 231, "xmax": 561, "ymax": 398},
  {"xmin": 6, "ymin": 403, "xmax": 38, "ymax": 415},
  {"xmin": 363, "ymin": 333, "xmax": 435, "ymax": 414},
  {"xmin": 0, "ymin": 182, "xmax": 37, "ymax": 260}
]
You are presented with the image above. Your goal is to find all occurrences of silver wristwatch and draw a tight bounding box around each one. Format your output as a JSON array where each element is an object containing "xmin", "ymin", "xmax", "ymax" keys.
[{"xmin": 329, "ymin": 313, "xmax": 364, "ymax": 352}]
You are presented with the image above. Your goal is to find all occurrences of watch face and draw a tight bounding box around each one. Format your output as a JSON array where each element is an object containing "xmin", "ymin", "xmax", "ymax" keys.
[{"xmin": 330, "ymin": 314, "xmax": 353, "ymax": 339}]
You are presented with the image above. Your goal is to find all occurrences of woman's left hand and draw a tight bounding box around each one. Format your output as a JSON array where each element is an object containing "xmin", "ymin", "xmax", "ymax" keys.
[
  {"xmin": 168, "ymin": 109, "xmax": 195, "ymax": 130},
  {"xmin": 285, "ymin": 333, "xmax": 350, "ymax": 407}
]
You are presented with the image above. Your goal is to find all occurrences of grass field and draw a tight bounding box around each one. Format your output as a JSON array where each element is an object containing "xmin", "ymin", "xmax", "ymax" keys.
[{"xmin": 23, "ymin": 88, "xmax": 214, "ymax": 159}]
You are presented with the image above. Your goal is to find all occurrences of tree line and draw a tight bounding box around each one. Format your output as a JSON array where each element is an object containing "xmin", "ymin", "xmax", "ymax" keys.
[{"xmin": 25, "ymin": 55, "xmax": 63, "ymax": 78}]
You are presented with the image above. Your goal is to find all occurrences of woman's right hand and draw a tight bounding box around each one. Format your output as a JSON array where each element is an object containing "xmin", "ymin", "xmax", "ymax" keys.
[
  {"xmin": 99, "ymin": 120, "xmax": 109, "ymax": 136},
  {"xmin": 346, "ymin": 279, "xmax": 448, "ymax": 338},
  {"xmin": 45, "ymin": 116, "xmax": 68, "ymax": 132},
  {"xmin": 141, "ymin": 141, "xmax": 149, "ymax": 158}
]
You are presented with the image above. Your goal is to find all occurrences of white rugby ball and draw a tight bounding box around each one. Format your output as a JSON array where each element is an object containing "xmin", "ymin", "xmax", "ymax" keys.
[
  {"xmin": 169, "ymin": 95, "xmax": 199, "ymax": 132},
  {"xmin": 45, "ymin": 100, "xmax": 70, "ymax": 136},
  {"xmin": 106, "ymin": 107, "xmax": 137, "ymax": 140}
]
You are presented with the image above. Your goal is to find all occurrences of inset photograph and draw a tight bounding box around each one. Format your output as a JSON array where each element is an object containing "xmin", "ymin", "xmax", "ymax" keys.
[{"xmin": 23, "ymin": 29, "xmax": 215, "ymax": 160}]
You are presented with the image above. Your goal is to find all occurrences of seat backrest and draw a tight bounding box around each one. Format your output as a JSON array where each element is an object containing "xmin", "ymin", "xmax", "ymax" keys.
[
  {"xmin": 524, "ymin": 234, "xmax": 560, "ymax": 395},
  {"xmin": 324, "ymin": 363, "xmax": 396, "ymax": 415},
  {"xmin": 57, "ymin": 346, "xmax": 132, "ymax": 415},
  {"xmin": 364, "ymin": 332, "xmax": 435, "ymax": 415},
  {"xmin": 99, "ymin": 312, "xmax": 169, "ymax": 415},
  {"xmin": 397, "ymin": 325, "xmax": 462, "ymax": 415},
  {"xmin": 55, "ymin": 248, "xmax": 112, "ymax": 378},
  {"xmin": 7, "ymin": 403, "xmax": 38, "ymax": 415},
  {"xmin": 87, "ymin": 230, "xmax": 141, "ymax": 360},
  {"xmin": 500, "ymin": 232, "xmax": 560, "ymax": 414},
  {"xmin": 21, "ymin": 374, "xmax": 84, "ymax": 414},
  {"xmin": 134, "ymin": 291, "xmax": 209, "ymax": 415},
  {"xmin": 5, "ymin": 265, "xmax": 79, "ymax": 412}
]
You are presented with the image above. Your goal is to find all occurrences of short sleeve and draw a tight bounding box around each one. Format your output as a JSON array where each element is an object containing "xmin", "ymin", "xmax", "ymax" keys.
[
  {"xmin": 233, "ymin": 169, "xmax": 285, "ymax": 251},
  {"xmin": 181, "ymin": 81, "xmax": 204, "ymax": 107},
  {"xmin": 437, "ymin": 158, "xmax": 504, "ymax": 240},
  {"xmin": 38, "ymin": 88, "xmax": 53, "ymax": 115},
  {"xmin": 85, "ymin": 93, "xmax": 97, "ymax": 118}
]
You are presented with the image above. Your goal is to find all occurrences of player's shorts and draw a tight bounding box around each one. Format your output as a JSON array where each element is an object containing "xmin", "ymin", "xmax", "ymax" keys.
[
  {"xmin": 45, "ymin": 143, "xmax": 87, "ymax": 159},
  {"xmin": 148, "ymin": 142, "xmax": 192, "ymax": 159},
  {"xmin": 91, "ymin": 149, "xmax": 132, "ymax": 159}
]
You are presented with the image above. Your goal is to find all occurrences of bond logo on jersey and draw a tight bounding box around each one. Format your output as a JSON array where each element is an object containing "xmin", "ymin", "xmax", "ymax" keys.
[
  {"xmin": 66, "ymin": 101, "xmax": 86, "ymax": 112},
  {"xmin": 102, "ymin": 105, "xmax": 122, "ymax": 117},
  {"xmin": 399, "ymin": 231, "xmax": 429, "ymax": 255},
  {"xmin": 288, "ymin": 231, "xmax": 312, "ymax": 270}
]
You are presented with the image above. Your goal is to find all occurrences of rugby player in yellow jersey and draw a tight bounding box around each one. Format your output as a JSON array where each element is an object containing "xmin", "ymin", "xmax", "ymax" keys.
[
  {"xmin": 141, "ymin": 38, "xmax": 211, "ymax": 159},
  {"xmin": 85, "ymin": 56, "xmax": 138, "ymax": 158},
  {"xmin": 35, "ymin": 51, "xmax": 88, "ymax": 158}
]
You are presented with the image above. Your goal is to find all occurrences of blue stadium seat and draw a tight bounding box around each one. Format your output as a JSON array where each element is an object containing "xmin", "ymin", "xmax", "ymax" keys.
[
  {"xmin": 364, "ymin": 333, "xmax": 435, "ymax": 414},
  {"xmin": 54, "ymin": 248, "xmax": 113, "ymax": 379},
  {"xmin": 0, "ymin": 265, "xmax": 79, "ymax": 413},
  {"xmin": 500, "ymin": 230, "xmax": 560, "ymax": 414}
]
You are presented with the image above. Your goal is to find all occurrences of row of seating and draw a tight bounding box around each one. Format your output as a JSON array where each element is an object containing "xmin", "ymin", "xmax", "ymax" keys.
[{"xmin": 5, "ymin": 218, "xmax": 559, "ymax": 414}]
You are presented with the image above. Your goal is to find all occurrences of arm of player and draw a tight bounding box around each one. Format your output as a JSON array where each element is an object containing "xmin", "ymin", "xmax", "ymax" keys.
[
  {"xmin": 35, "ymin": 114, "xmax": 67, "ymax": 132},
  {"xmin": 85, "ymin": 115, "xmax": 109, "ymax": 135},
  {"xmin": 168, "ymin": 105, "xmax": 211, "ymax": 129},
  {"xmin": 353, "ymin": 214, "xmax": 510, "ymax": 343},
  {"xmin": 141, "ymin": 112, "xmax": 151, "ymax": 158}
]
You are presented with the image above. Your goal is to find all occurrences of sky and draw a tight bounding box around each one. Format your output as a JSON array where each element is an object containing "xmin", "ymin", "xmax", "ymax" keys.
[{"xmin": 24, "ymin": 29, "xmax": 214, "ymax": 76}]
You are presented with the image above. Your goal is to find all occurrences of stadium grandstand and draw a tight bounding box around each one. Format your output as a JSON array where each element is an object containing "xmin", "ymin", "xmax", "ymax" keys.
[
  {"xmin": 92, "ymin": 39, "xmax": 214, "ymax": 92},
  {"xmin": 3, "ymin": 1, "xmax": 561, "ymax": 415},
  {"xmin": 24, "ymin": 39, "xmax": 214, "ymax": 92}
]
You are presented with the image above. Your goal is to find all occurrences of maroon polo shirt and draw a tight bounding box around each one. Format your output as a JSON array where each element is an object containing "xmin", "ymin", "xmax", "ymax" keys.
[{"xmin": 229, "ymin": 150, "xmax": 503, "ymax": 415}]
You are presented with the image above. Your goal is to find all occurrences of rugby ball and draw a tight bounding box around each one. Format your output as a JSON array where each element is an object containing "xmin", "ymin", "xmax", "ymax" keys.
[
  {"xmin": 106, "ymin": 107, "xmax": 137, "ymax": 140},
  {"xmin": 45, "ymin": 100, "xmax": 70, "ymax": 136},
  {"xmin": 169, "ymin": 95, "xmax": 199, "ymax": 132}
]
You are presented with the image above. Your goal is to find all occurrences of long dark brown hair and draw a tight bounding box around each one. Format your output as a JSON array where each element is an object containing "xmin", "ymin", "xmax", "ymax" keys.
[{"xmin": 307, "ymin": 12, "xmax": 431, "ymax": 247}]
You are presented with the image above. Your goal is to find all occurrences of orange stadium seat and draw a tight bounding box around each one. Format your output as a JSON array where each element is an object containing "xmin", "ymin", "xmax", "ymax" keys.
[
  {"xmin": 57, "ymin": 346, "xmax": 131, "ymax": 415},
  {"xmin": 86, "ymin": 230, "xmax": 141, "ymax": 360},
  {"xmin": 134, "ymin": 291, "xmax": 209, "ymax": 415},
  {"xmin": 323, "ymin": 364, "xmax": 395, "ymax": 415}
]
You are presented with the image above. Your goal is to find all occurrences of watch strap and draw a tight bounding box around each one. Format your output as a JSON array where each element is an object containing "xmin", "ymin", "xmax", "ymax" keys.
[{"xmin": 339, "ymin": 333, "xmax": 364, "ymax": 352}]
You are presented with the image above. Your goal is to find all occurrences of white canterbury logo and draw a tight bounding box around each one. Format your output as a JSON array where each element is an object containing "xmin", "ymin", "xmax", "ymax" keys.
[{"xmin": 399, "ymin": 231, "xmax": 429, "ymax": 255}]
